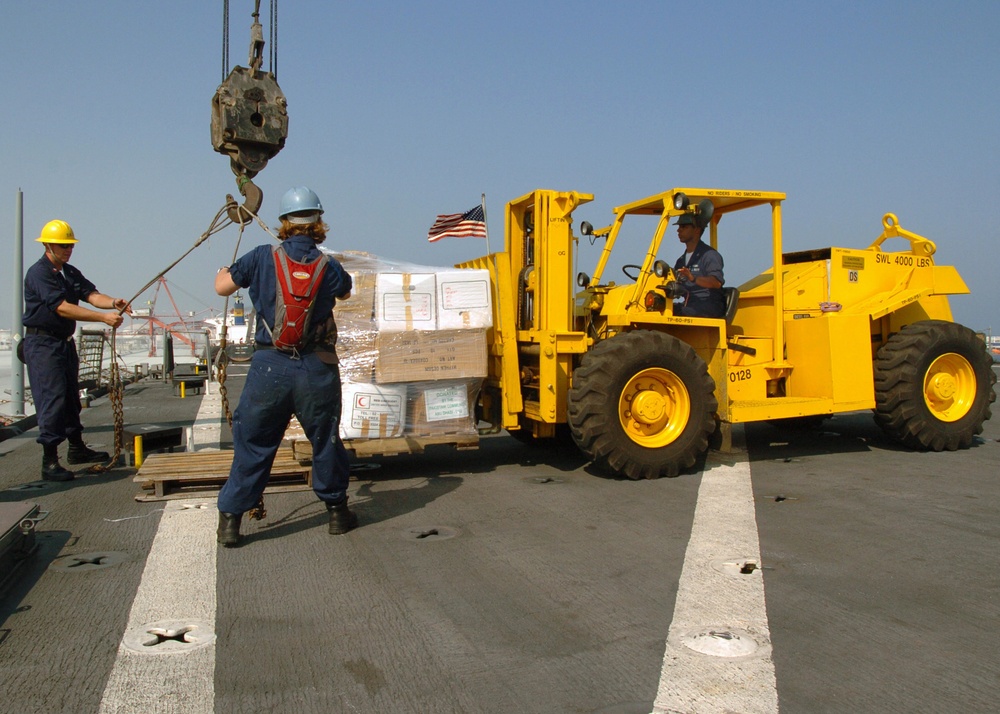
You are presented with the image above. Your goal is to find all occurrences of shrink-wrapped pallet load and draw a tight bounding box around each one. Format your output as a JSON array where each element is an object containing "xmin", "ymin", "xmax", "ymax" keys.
[{"xmin": 317, "ymin": 250, "xmax": 491, "ymax": 444}]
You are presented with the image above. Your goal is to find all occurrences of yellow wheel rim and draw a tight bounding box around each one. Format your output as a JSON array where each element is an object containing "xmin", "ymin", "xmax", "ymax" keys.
[
  {"xmin": 619, "ymin": 368, "xmax": 690, "ymax": 447},
  {"xmin": 923, "ymin": 352, "xmax": 976, "ymax": 422}
]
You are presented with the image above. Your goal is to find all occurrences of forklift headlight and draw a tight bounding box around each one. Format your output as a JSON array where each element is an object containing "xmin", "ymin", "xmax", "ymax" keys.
[
  {"xmin": 673, "ymin": 192, "xmax": 690, "ymax": 211},
  {"xmin": 653, "ymin": 260, "xmax": 669, "ymax": 278},
  {"xmin": 577, "ymin": 272, "xmax": 591, "ymax": 288},
  {"xmin": 580, "ymin": 221, "xmax": 593, "ymax": 237}
]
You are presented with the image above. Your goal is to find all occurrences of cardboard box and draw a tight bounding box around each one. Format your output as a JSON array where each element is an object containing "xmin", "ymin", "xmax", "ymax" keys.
[
  {"xmin": 332, "ymin": 270, "xmax": 377, "ymax": 381},
  {"xmin": 375, "ymin": 329, "xmax": 487, "ymax": 383},
  {"xmin": 406, "ymin": 379, "xmax": 481, "ymax": 436},
  {"xmin": 336, "ymin": 329, "xmax": 377, "ymax": 382},
  {"xmin": 376, "ymin": 272, "xmax": 437, "ymax": 331},
  {"xmin": 335, "ymin": 270, "xmax": 376, "ymax": 323},
  {"xmin": 341, "ymin": 381, "xmax": 406, "ymax": 439},
  {"xmin": 436, "ymin": 269, "xmax": 493, "ymax": 329}
]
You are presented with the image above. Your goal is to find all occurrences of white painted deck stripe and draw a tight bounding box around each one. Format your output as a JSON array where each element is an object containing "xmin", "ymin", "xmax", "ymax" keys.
[
  {"xmin": 652, "ymin": 452, "xmax": 779, "ymax": 713},
  {"xmin": 189, "ymin": 380, "xmax": 224, "ymax": 452},
  {"xmin": 98, "ymin": 391, "xmax": 224, "ymax": 714}
]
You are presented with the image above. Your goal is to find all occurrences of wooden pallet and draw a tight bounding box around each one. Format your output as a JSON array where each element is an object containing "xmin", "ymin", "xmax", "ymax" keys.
[
  {"xmin": 133, "ymin": 447, "xmax": 311, "ymax": 502},
  {"xmin": 291, "ymin": 433, "xmax": 480, "ymax": 461}
]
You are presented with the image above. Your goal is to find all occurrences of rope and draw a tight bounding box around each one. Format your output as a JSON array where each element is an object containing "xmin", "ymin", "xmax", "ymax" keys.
[
  {"xmin": 127, "ymin": 204, "xmax": 236, "ymax": 305},
  {"xmin": 86, "ymin": 196, "xmax": 279, "ymax": 528},
  {"xmin": 86, "ymin": 200, "xmax": 242, "ymax": 474}
]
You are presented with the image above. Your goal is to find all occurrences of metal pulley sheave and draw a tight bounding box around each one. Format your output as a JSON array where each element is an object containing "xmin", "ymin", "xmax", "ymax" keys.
[{"xmin": 212, "ymin": 2, "xmax": 287, "ymax": 224}]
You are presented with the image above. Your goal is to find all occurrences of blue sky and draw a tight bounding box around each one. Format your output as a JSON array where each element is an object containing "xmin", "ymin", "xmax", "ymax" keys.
[{"xmin": 2, "ymin": 1, "xmax": 998, "ymax": 334}]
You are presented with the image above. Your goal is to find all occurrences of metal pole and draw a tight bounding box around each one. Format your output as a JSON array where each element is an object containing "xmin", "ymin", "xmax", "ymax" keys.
[{"xmin": 11, "ymin": 189, "xmax": 25, "ymax": 415}]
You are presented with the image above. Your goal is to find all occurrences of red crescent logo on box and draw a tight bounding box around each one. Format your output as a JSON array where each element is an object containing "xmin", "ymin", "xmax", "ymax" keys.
[{"xmin": 356, "ymin": 395, "xmax": 370, "ymax": 408}]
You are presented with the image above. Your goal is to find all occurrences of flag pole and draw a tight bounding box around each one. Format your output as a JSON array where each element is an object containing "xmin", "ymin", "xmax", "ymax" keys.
[{"xmin": 481, "ymin": 193, "xmax": 491, "ymax": 256}]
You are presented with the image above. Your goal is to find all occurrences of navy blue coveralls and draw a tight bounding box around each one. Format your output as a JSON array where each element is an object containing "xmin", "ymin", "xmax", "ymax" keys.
[
  {"xmin": 22, "ymin": 255, "xmax": 97, "ymax": 447},
  {"xmin": 217, "ymin": 235, "xmax": 353, "ymax": 514},
  {"xmin": 673, "ymin": 240, "xmax": 726, "ymax": 318}
]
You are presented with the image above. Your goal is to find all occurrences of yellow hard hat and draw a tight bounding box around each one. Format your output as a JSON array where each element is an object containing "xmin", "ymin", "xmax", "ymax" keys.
[{"xmin": 36, "ymin": 219, "xmax": 78, "ymax": 244}]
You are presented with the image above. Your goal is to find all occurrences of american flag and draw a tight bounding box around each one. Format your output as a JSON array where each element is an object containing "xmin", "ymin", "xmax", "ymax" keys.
[{"xmin": 427, "ymin": 205, "xmax": 487, "ymax": 242}]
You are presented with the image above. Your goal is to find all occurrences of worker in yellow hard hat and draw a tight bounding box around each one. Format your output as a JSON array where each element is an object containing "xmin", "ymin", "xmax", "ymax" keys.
[{"xmin": 22, "ymin": 219, "xmax": 133, "ymax": 481}]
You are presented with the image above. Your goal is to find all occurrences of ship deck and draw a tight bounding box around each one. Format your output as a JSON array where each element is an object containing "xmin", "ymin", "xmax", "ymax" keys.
[{"xmin": 1, "ymin": 363, "xmax": 998, "ymax": 713}]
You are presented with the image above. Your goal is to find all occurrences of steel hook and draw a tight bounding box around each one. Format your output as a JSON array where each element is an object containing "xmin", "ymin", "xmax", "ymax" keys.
[{"xmin": 227, "ymin": 176, "xmax": 263, "ymax": 226}]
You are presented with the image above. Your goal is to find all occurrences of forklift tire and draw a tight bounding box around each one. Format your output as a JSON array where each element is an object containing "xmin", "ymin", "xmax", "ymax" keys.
[
  {"xmin": 568, "ymin": 330, "xmax": 717, "ymax": 479},
  {"xmin": 874, "ymin": 320, "xmax": 996, "ymax": 451}
]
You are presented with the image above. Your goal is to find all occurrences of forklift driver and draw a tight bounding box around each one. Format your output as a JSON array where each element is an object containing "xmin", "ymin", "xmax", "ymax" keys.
[{"xmin": 673, "ymin": 213, "xmax": 726, "ymax": 318}]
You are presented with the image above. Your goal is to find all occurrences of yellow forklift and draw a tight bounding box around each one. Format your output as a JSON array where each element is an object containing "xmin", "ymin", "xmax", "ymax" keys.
[{"xmin": 459, "ymin": 188, "xmax": 996, "ymax": 479}]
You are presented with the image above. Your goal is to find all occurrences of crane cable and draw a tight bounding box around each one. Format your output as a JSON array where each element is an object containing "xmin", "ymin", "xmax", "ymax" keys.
[
  {"xmin": 270, "ymin": 0, "xmax": 278, "ymax": 79},
  {"xmin": 223, "ymin": 0, "xmax": 278, "ymax": 76},
  {"xmin": 222, "ymin": 0, "xmax": 229, "ymax": 79}
]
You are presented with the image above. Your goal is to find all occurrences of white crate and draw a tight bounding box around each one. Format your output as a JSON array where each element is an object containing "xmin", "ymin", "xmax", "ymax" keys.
[
  {"xmin": 341, "ymin": 381, "xmax": 406, "ymax": 439},
  {"xmin": 436, "ymin": 269, "xmax": 492, "ymax": 329},
  {"xmin": 376, "ymin": 272, "xmax": 436, "ymax": 332}
]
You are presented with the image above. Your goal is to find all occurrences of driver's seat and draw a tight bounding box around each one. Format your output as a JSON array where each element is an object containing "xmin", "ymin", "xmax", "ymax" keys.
[{"xmin": 723, "ymin": 287, "xmax": 740, "ymax": 324}]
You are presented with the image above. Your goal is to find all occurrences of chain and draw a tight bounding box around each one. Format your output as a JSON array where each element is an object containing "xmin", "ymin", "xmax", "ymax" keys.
[
  {"xmin": 80, "ymin": 197, "xmax": 279, "ymax": 511},
  {"xmin": 87, "ymin": 331, "xmax": 125, "ymax": 474},
  {"xmin": 248, "ymin": 497, "xmax": 267, "ymax": 521},
  {"xmin": 212, "ymin": 205, "xmax": 270, "ymax": 522},
  {"xmin": 218, "ymin": 354, "xmax": 233, "ymax": 427},
  {"xmin": 214, "ymin": 208, "xmax": 259, "ymax": 427},
  {"xmin": 85, "ymin": 200, "xmax": 244, "ymax": 473},
  {"xmin": 108, "ymin": 335, "xmax": 125, "ymax": 464},
  {"xmin": 216, "ymin": 337, "xmax": 265, "ymax": 521}
]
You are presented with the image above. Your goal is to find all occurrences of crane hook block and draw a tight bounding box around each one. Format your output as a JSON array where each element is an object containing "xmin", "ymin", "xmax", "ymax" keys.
[{"xmin": 211, "ymin": 66, "xmax": 288, "ymax": 178}]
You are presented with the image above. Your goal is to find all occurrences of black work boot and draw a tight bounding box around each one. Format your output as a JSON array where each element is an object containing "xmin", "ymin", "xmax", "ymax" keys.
[
  {"xmin": 217, "ymin": 512, "xmax": 242, "ymax": 547},
  {"xmin": 327, "ymin": 498, "xmax": 358, "ymax": 535},
  {"xmin": 41, "ymin": 444, "xmax": 74, "ymax": 482},
  {"xmin": 67, "ymin": 439, "xmax": 110, "ymax": 464}
]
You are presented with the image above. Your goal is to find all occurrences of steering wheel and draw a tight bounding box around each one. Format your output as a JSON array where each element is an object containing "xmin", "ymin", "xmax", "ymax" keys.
[{"xmin": 622, "ymin": 264, "xmax": 643, "ymax": 281}]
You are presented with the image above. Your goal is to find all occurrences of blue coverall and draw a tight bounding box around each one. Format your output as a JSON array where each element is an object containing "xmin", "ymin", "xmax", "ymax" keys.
[
  {"xmin": 217, "ymin": 235, "xmax": 353, "ymax": 514},
  {"xmin": 22, "ymin": 255, "xmax": 97, "ymax": 447},
  {"xmin": 673, "ymin": 240, "xmax": 726, "ymax": 318}
]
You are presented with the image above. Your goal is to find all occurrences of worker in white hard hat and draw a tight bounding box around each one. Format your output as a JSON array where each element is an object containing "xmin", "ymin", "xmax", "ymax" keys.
[{"xmin": 22, "ymin": 219, "xmax": 133, "ymax": 481}]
